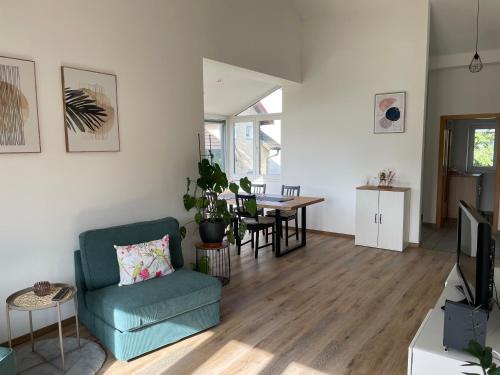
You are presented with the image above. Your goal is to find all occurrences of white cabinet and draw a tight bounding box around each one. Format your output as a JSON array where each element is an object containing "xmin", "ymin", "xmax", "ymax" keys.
[
  {"xmin": 408, "ymin": 266, "xmax": 500, "ymax": 375},
  {"xmin": 355, "ymin": 186, "xmax": 410, "ymax": 252}
]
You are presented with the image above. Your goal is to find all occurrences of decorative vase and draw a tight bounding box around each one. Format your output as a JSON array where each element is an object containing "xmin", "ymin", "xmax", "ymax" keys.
[{"xmin": 199, "ymin": 220, "xmax": 225, "ymax": 244}]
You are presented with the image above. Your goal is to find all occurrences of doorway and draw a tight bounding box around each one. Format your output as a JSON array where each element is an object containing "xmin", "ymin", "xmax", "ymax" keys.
[
  {"xmin": 435, "ymin": 113, "xmax": 500, "ymax": 229},
  {"xmin": 422, "ymin": 113, "xmax": 500, "ymax": 253}
]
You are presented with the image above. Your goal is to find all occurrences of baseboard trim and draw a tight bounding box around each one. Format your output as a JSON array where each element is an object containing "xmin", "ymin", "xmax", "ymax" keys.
[
  {"xmin": 0, "ymin": 316, "xmax": 76, "ymax": 348},
  {"xmin": 408, "ymin": 242, "xmax": 420, "ymax": 248}
]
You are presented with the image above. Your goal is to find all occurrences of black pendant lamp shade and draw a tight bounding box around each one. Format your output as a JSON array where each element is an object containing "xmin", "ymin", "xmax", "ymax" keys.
[{"xmin": 469, "ymin": 0, "xmax": 483, "ymax": 73}]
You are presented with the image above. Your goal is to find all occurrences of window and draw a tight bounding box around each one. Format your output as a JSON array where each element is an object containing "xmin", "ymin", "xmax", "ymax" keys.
[
  {"xmin": 232, "ymin": 87, "xmax": 282, "ymax": 178},
  {"xmin": 236, "ymin": 88, "xmax": 282, "ymax": 116},
  {"xmin": 204, "ymin": 120, "xmax": 225, "ymax": 169},
  {"xmin": 259, "ymin": 120, "xmax": 281, "ymax": 175},
  {"xmin": 468, "ymin": 126, "xmax": 497, "ymax": 171},
  {"xmin": 233, "ymin": 121, "xmax": 254, "ymax": 176}
]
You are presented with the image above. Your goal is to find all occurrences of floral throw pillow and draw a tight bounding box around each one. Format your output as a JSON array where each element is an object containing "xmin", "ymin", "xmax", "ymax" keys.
[{"xmin": 114, "ymin": 235, "xmax": 175, "ymax": 286}]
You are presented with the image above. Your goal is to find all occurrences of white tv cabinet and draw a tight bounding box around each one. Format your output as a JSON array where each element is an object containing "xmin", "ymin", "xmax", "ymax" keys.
[
  {"xmin": 408, "ymin": 265, "xmax": 500, "ymax": 375},
  {"xmin": 355, "ymin": 186, "xmax": 410, "ymax": 251}
]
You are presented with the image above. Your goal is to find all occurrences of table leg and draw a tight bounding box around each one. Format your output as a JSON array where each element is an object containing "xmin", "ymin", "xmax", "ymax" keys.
[
  {"xmin": 56, "ymin": 302, "xmax": 65, "ymax": 371},
  {"xmin": 275, "ymin": 209, "xmax": 282, "ymax": 256},
  {"xmin": 6, "ymin": 305, "xmax": 12, "ymax": 349},
  {"xmin": 29, "ymin": 311, "xmax": 34, "ymax": 352},
  {"xmin": 301, "ymin": 206, "xmax": 307, "ymax": 246},
  {"xmin": 74, "ymin": 297, "xmax": 81, "ymax": 348},
  {"xmin": 276, "ymin": 206, "xmax": 308, "ymax": 257}
]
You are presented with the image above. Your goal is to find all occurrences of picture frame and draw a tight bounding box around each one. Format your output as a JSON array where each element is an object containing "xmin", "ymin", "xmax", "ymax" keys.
[
  {"xmin": 61, "ymin": 66, "xmax": 120, "ymax": 152},
  {"xmin": 374, "ymin": 91, "xmax": 406, "ymax": 134},
  {"xmin": 0, "ymin": 56, "xmax": 41, "ymax": 153}
]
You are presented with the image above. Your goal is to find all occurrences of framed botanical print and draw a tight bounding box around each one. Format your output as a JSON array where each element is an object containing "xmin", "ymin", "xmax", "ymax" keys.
[
  {"xmin": 374, "ymin": 91, "xmax": 406, "ymax": 134},
  {"xmin": 62, "ymin": 66, "xmax": 120, "ymax": 152},
  {"xmin": 0, "ymin": 56, "xmax": 41, "ymax": 153}
]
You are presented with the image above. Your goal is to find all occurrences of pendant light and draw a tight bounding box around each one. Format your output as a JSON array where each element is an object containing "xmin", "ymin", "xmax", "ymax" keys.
[{"xmin": 469, "ymin": 0, "xmax": 483, "ymax": 73}]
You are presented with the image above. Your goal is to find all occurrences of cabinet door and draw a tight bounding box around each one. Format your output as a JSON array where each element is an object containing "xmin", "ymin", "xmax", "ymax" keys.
[
  {"xmin": 378, "ymin": 191, "xmax": 405, "ymax": 251},
  {"xmin": 355, "ymin": 190, "xmax": 379, "ymax": 248}
]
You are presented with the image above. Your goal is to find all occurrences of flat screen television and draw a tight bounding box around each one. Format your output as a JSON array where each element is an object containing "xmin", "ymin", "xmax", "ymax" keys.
[{"xmin": 457, "ymin": 200, "xmax": 495, "ymax": 310}]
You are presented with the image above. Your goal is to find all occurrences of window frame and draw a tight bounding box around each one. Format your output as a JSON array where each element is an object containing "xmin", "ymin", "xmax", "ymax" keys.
[
  {"xmin": 229, "ymin": 113, "xmax": 282, "ymax": 181},
  {"xmin": 204, "ymin": 118, "xmax": 227, "ymax": 171},
  {"xmin": 467, "ymin": 125, "xmax": 498, "ymax": 172}
]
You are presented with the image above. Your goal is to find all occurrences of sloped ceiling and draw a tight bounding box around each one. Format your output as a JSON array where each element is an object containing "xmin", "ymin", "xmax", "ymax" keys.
[
  {"xmin": 203, "ymin": 59, "xmax": 280, "ymax": 116},
  {"xmin": 292, "ymin": 0, "xmax": 500, "ymax": 56}
]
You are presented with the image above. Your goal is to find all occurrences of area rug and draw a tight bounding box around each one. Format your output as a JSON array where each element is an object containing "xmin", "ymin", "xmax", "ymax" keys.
[{"xmin": 15, "ymin": 337, "xmax": 105, "ymax": 375}]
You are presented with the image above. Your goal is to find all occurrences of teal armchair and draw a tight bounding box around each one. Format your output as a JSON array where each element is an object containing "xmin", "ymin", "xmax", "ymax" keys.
[
  {"xmin": 0, "ymin": 347, "xmax": 16, "ymax": 375},
  {"xmin": 74, "ymin": 217, "xmax": 221, "ymax": 361}
]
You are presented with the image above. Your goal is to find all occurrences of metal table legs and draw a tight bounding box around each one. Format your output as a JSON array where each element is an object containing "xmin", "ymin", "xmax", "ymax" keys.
[
  {"xmin": 6, "ymin": 305, "xmax": 11, "ymax": 348},
  {"xmin": 5, "ymin": 298, "xmax": 81, "ymax": 372},
  {"xmin": 275, "ymin": 206, "xmax": 307, "ymax": 257}
]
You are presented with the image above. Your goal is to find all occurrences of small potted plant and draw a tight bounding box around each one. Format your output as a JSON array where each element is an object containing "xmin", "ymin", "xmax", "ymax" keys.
[{"xmin": 181, "ymin": 158, "xmax": 256, "ymax": 244}]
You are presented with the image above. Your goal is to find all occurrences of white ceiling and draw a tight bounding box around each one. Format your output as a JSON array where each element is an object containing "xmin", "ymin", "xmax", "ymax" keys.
[
  {"xmin": 292, "ymin": 0, "xmax": 500, "ymax": 57},
  {"xmin": 203, "ymin": 59, "xmax": 280, "ymax": 116},
  {"xmin": 430, "ymin": 0, "xmax": 500, "ymax": 56}
]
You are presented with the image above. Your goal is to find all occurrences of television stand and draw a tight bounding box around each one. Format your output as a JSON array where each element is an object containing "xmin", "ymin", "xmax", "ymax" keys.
[{"xmin": 408, "ymin": 265, "xmax": 500, "ymax": 374}]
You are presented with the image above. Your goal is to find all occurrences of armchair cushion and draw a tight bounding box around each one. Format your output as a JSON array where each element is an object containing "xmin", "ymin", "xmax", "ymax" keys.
[{"xmin": 85, "ymin": 269, "xmax": 221, "ymax": 332}]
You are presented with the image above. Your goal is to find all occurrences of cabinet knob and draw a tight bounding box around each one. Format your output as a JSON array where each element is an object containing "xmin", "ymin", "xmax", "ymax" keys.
[
  {"xmin": 374, "ymin": 213, "xmax": 377, "ymax": 223},
  {"xmin": 380, "ymin": 214, "xmax": 383, "ymax": 224}
]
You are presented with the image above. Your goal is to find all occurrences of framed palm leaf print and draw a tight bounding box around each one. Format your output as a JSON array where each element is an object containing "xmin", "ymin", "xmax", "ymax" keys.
[
  {"xmin": 62, "ymin": 66, "xmax": 120, "ymax": 152},
  {"xmin": 0, "ymin": 56, "xmax": 41, "ymax": 153}
]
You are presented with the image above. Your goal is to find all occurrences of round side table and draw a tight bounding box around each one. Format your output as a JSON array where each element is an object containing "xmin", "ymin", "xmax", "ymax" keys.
[
  {"xmin": 195, "ymin": 241, "xmax": 231, "ymax": 286},
  {"xmin": 5, "ymin": 283, "xmax": 79, "ymax": 372}
]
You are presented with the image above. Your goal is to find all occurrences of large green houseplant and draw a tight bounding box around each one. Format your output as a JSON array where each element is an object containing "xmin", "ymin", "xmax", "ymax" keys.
[{"xmin": 181, "ymin": 158, "xmax": 256, "ymax": 244}]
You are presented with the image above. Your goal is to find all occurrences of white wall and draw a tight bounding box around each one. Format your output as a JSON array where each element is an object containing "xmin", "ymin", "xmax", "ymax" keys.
[
  {"xmin": 422, "ymin": 63, "xmax": 500, "ymax": 223},
  {"xmin": 283, "ymin": 0, "xmax": 430, "ymax": 243},
  {"xmin": 0, "ymin": 0, "xmax": 301, "ymax": 343}
]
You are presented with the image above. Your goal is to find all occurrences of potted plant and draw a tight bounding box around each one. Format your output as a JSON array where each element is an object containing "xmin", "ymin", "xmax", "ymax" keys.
[
  {"xmin": 181, "ymin": 158, "xmax": 256, "ymax": 244},
  {"xmin": 461, "ymin": 340, "xmax": 500, "ymax": 375}
]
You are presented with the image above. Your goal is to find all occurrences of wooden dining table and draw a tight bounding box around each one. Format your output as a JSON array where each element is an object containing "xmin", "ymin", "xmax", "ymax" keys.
[{"xmin": 223, "ymin": 194, "xmax": 325, "ymax": 257}]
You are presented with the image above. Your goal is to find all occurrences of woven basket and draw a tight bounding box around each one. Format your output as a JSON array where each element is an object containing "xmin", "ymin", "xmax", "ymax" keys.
[{"xmin": 33, "ymin": 281, "xmax": 52, "ymax": 297}]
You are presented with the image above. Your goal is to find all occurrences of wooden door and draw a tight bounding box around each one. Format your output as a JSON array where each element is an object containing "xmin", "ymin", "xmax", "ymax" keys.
[{"xmin": 355, "ymin": 190, "xmax": 379, "ymax": 248}]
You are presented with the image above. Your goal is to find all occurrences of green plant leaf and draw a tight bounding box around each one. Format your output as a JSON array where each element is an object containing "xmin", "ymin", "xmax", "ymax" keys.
[
  {"xmin": 183, "ymin": 194, "xmax": 196, "ymax": 211},
  {"xmin": 226, "ymin": 229, "xmax": 235, "ymax": 244},
  {"xmin": 244, "ymin": 199, "xmax": 257, "ymax": 216},
  {"xmin": 195, "ymin": 212, "xmax": 203, "ymax": 224},
  {"xmin": 481, "ymin": 347, "xmax": 492, "ymax": 369},
  {"xmin": 461, "ymin": 372, "xmax": 481, "ymax": 375},
  {"xmin": 466, "ymin": 340, "xmax": 485, "ymax": 359},
  {"xmin": 238, "ymin": 222, "xmax": 247, "ymax": 239},
  {"xmin": 180, "ymin": 226, "xmax": 187, "ymax": 239},
  {"xmin": 240, "ymin": 177, "xmax": 252, "ymax": 193},
  {"xmin": 229, "ymin": 182, "xmax": 239, "ymax": 194},
  {"xmin": 185, "ymin": 177, "xmax": 191, "ymax": 193},
  {"xmin": 489, "ymin": 367, "xmax": 500, "ymax": 375}
]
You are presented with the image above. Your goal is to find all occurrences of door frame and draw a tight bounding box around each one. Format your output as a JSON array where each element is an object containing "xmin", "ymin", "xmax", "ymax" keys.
[{"xmin": 435, "ymin": 113, "xmax": 500, "ymax": 230}]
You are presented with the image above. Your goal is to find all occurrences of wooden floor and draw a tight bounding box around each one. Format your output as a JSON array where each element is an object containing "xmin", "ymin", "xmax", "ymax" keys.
[{"xmin": 18, "ymin": 233, "xmax": 456, "ymax": 375}]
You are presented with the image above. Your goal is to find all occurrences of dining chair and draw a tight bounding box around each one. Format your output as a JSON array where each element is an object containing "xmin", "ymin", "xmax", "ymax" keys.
[
  {"xmin": 251, "ymin": 183, "xmax": 266, "ymax": 195},
  {"xmin": 251, "ymin": 183, "xmax": 266, "ymax": 217},
  {"xmin": 267, "ymin": 185, "xmax": 300, "ymax": 246},
  {"xmin": 234, "ymin": 193, "xmax": 275, "ymax": 258}
]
